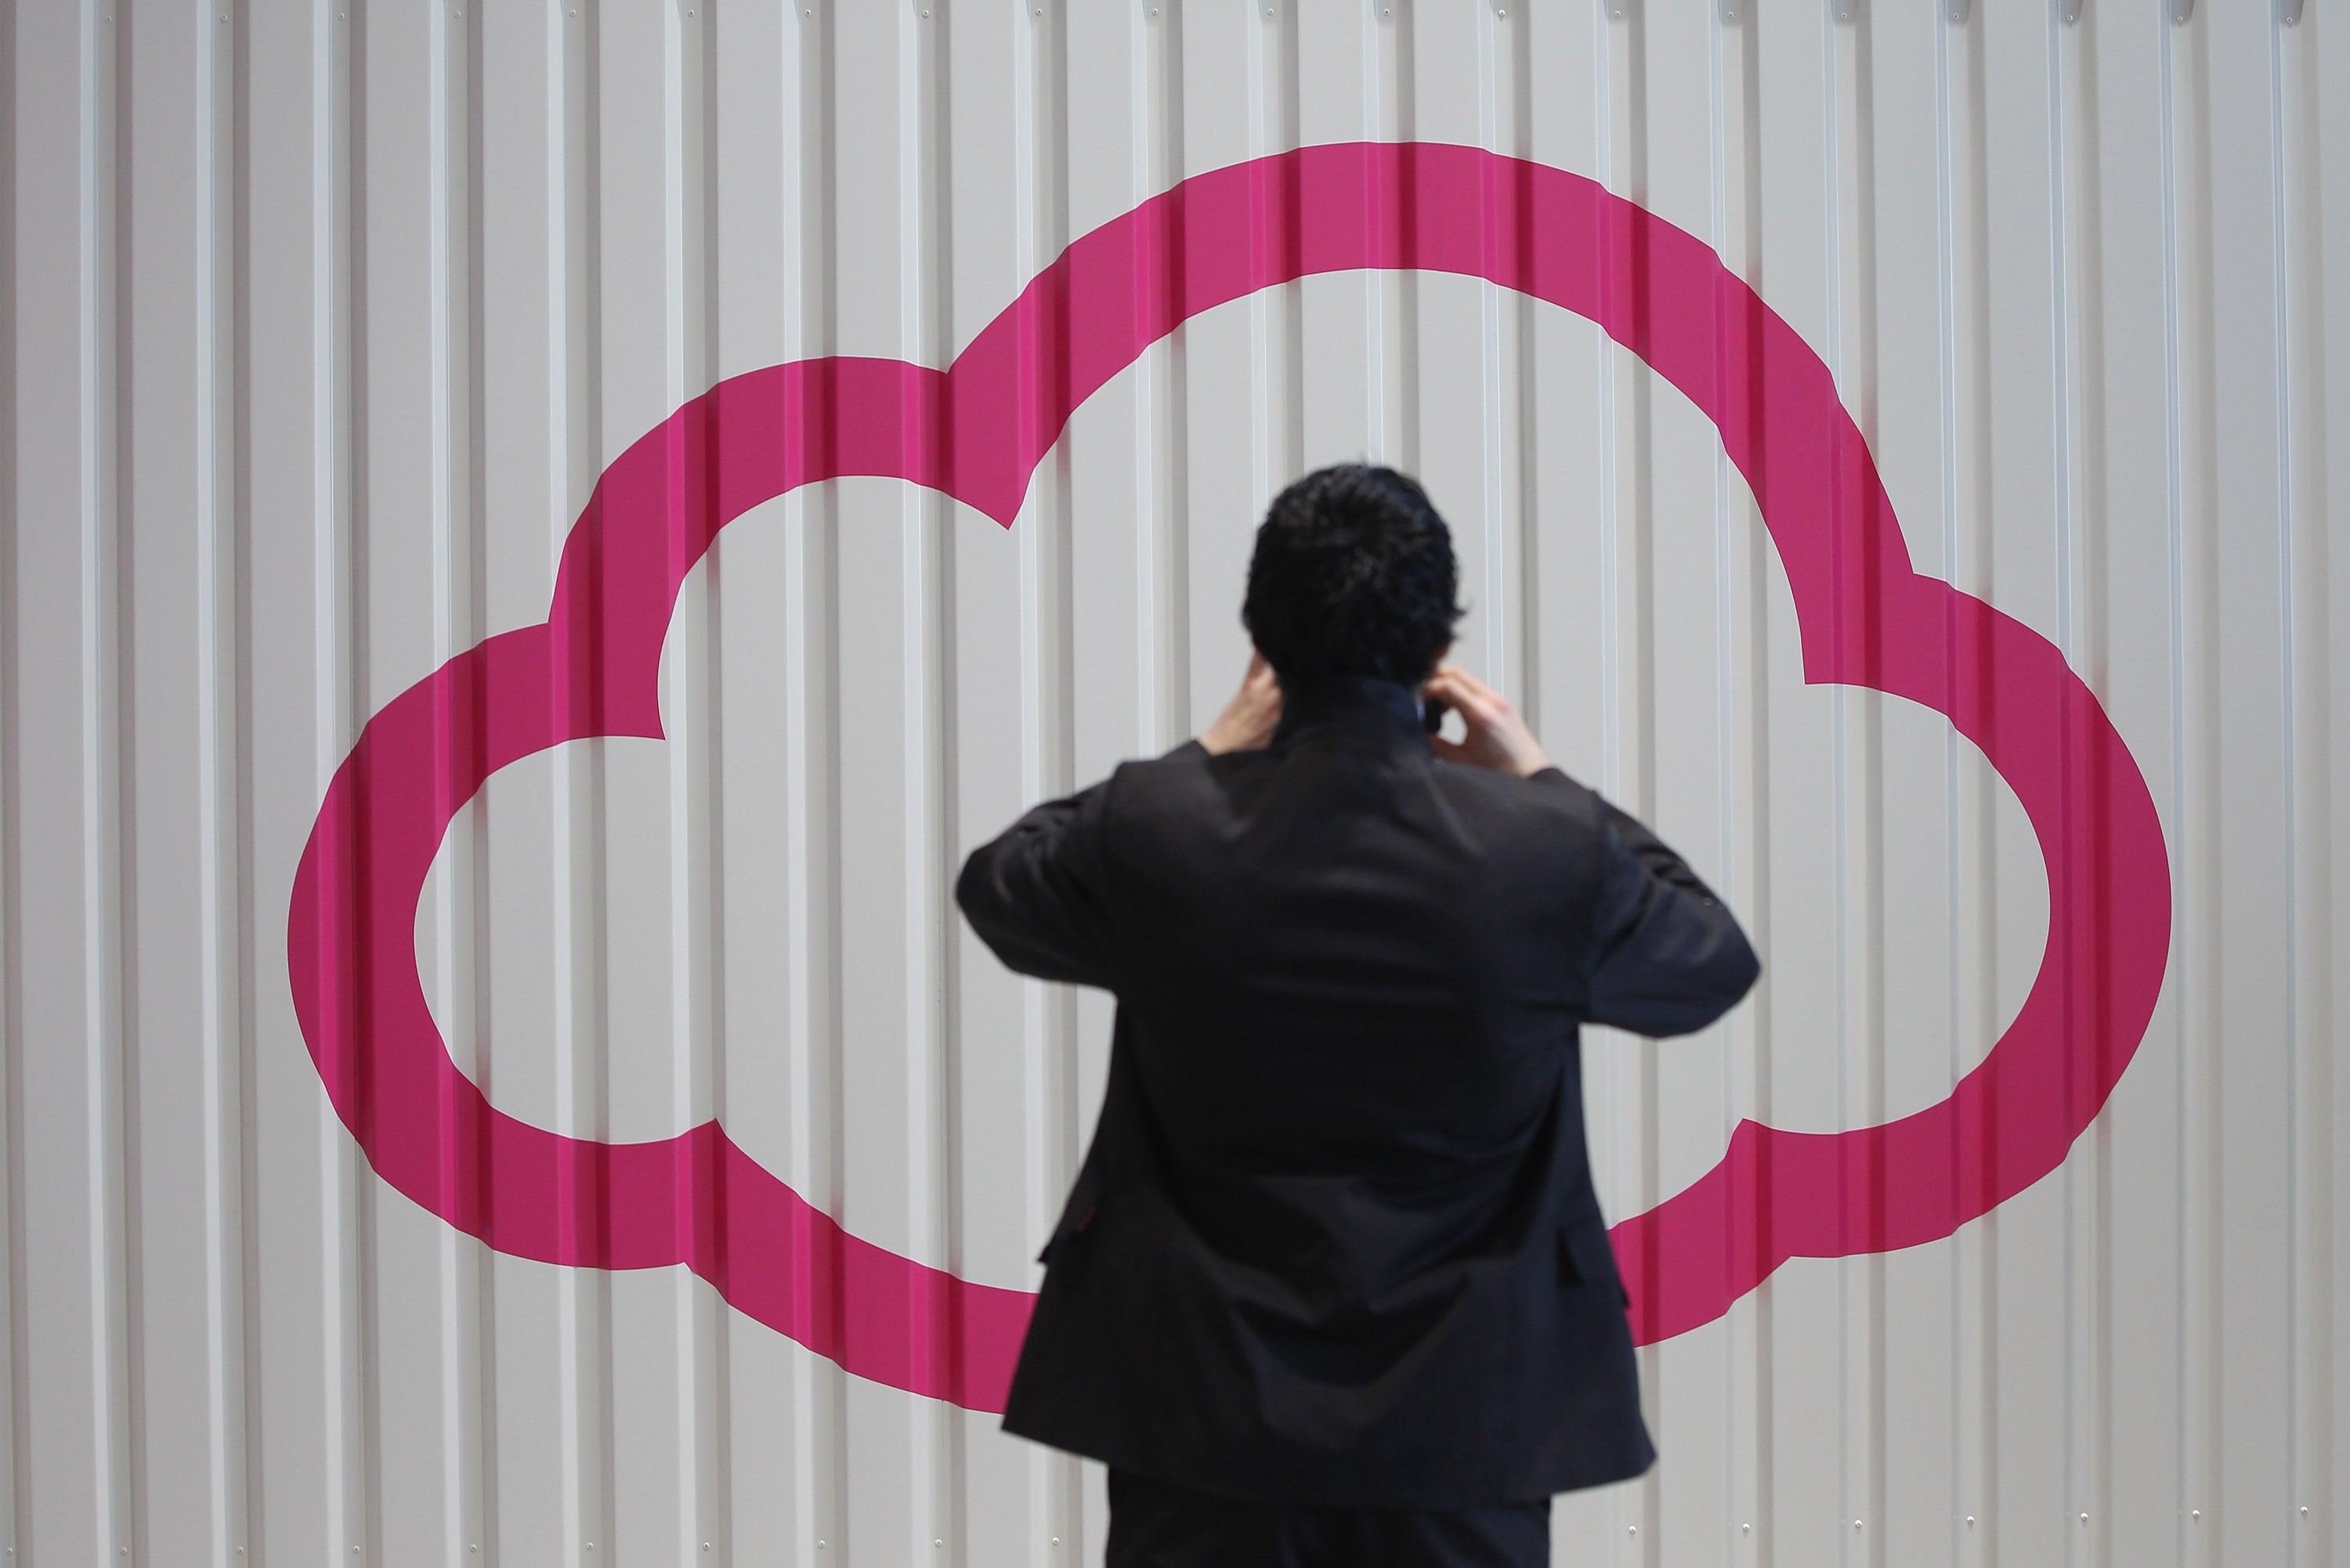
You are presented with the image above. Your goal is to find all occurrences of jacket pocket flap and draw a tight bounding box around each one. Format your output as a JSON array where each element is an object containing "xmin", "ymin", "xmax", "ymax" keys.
[
  {"xmin": 1036, "ymin": 1182, "xmax": 1106, "ymax": 1265},
  {"xmin": 1557, "ymin": 1220, "xmax": 1620, "ymax": 1295}
]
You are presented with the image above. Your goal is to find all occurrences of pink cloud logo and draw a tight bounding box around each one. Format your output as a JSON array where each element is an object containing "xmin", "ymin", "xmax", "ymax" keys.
[{"xmin": 287, "ymin": 142, "xmax": 2171, "ymax": 1411}]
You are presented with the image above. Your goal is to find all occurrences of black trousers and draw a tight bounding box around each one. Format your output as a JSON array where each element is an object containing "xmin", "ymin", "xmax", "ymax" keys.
[{"xmin": 1105, "ymin": 1470, "xmax": 1550, "ymax": 1568}]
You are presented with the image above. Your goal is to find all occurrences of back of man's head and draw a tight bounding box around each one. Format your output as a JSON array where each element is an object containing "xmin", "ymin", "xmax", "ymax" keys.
[{"xmin": 1242, "ymin": 463, "xmax": 1465, "ymax": 686}]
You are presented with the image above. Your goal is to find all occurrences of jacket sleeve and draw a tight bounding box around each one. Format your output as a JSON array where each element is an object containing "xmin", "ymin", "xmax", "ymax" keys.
[
  {"xmin": 1568, "ymin": 785, "xmax": 1760, "ymax": 1037},
  {"xmin": 955, "ymin": 774, "xmax": 1119, "ymax": 991}
]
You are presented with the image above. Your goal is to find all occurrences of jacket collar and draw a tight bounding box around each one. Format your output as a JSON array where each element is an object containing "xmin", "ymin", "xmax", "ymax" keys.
[{"xmin": 1270, "ymin": 672, "xmax": 1431, "ymax": 753}]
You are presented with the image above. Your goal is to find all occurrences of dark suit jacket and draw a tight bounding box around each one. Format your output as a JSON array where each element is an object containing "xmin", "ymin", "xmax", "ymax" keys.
[{"xmin": 956, "ymin": 674, "xmax": 1759, "ymax": 1508}]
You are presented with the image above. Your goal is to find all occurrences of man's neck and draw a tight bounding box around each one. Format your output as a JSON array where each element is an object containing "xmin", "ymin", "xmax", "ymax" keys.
[{"xmin": 1269, "ymin": 672, "xmax": 1428, "ymax": 749}]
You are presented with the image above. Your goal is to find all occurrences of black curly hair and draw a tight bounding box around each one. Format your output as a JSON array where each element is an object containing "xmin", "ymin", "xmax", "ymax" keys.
[{"xmin": 1241, "ymin": 463, "xmax": 1465, "ymax": 685}]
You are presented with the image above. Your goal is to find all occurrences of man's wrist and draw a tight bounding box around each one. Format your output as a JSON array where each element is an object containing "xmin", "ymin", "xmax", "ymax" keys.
[{"xmin": 1501, "ymin": 739, "xmax": 1556, "ymax": 779}]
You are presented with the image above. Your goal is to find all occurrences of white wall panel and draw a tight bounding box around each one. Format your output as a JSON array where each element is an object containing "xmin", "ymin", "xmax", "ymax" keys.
[{"xmin": 6, "ymin": 2, "xmax": 2346, "ymax": 1566}]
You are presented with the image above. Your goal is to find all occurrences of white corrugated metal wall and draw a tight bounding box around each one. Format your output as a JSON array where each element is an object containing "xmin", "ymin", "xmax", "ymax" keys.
[{"xmin": 4, "ymin": 1, "xmax": 2345, "ymax": 1566}]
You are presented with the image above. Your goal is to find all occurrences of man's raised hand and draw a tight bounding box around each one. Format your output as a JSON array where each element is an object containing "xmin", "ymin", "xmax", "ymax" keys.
[
  {"xmin": 1199, "ymin": 651, "xmax": 1284, "ymax": 755},
  {"xmin": 1420, "ymin": 664, "xmax": 1552, "ymax": 779}
]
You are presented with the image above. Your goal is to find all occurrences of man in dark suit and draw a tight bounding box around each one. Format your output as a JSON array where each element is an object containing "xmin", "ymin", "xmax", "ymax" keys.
[{"xmin": 957, "ymin": 464, "xmax": 1759, "ymax": 1567}]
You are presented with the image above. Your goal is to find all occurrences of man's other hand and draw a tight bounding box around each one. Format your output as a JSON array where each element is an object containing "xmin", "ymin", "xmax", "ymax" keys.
[
  {"xmin": 1421, "ymin": 664, "xmax": 1553, "ymax": 778},
  {"xmin": 1200, "ymin": 652, "xmax": 1283, "ymax": 754}
]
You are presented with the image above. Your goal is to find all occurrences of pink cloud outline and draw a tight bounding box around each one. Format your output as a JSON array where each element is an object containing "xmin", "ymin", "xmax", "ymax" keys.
[{"xmin": 286, "ymin": 142, "xmax": 2172, "ymax": 1410}]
